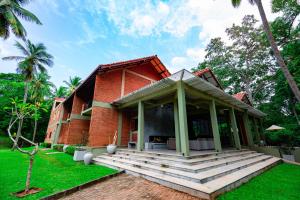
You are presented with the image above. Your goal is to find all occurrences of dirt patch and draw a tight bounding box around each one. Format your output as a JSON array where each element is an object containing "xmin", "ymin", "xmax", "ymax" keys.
[{"xmin": 13, "ymin": 187, "xmax": 42, "ymax": 197}]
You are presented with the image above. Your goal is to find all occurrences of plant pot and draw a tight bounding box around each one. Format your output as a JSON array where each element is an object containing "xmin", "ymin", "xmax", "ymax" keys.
[
  {"xmin": 73, "ymin": 150, "xmax": 87, "ymax": 161},
  {"xmin": 83, "ymin": 152, "xmax": 93, "ymax": 165},
  {"xmin": 282, "ymin": 154, "xmax": 295, "ymax": 162},
  {"xmin": 107, "ymin": 144, "xmax": 117, "ymax": 154},
  {"xmin": 63, "ymin": 145, "xmax": 69, "ymax": 152}
]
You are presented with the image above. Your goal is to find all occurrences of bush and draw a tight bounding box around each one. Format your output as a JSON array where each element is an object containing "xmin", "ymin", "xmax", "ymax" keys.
[
  {"xmin": 40, "ymin": 142, "xmax": 51, "ymax": 148},
  {"xmin": 53, "ymin": 144, "xmax": 64, "ymax": 152},
  {"xmin": 65, "ymin": 145, "xmax": 76, "ymax": 155}
]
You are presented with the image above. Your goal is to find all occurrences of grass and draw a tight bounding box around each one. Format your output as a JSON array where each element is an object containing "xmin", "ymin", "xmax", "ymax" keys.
[
  {"xmin": 0, "ymin": 135, "xmax": 12, "ymax": 149},
  {"xmin": 0, "ymin": 147, "xmax": 118, "ymax": 200},
  {"xmin": 218, "ymin": 163, "xmax": 300, "ymax": 200}
]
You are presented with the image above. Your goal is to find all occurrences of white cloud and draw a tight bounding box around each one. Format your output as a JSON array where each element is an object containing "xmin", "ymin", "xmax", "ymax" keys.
[
  {"xmin": 77, "ymin": 21, "xmax": 106, "ymax": 45},
  {"xmin": 84, "ymin": 0, "xmax": 276, "ymax": 40},
  {"xmin": 170, "ymin": 47, "xmax": 206, "ymax": 73}
]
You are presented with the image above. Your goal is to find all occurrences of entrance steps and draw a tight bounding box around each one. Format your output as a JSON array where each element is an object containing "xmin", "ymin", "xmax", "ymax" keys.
[{"xmin": 93, "ymin": 149, "xmax": 281, "ymax": 200}]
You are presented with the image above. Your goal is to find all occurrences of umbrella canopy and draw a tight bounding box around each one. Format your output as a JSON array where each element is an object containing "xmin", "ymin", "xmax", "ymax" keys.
[{"xmin": 266, "ymin": 125, "xmax": 285, "ymax": 131}]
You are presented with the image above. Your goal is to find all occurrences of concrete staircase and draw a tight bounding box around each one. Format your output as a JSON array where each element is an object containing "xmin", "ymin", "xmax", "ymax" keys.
[{"xmin": 93, "ymin": 149, "xmax": 281, "ymax": 200}]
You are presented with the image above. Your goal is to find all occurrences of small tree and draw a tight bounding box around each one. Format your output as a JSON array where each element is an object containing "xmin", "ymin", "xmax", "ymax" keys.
[{"xmin": 6, "ymin": 98, "xmax": 39, "ymax": 195}]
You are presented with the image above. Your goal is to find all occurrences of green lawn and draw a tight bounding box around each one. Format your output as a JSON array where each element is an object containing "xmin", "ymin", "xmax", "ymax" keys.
[
  {"xmin": 218, "ymin": 163, "xmax": 300, "ymax": 200},
  {"xmin": 0, "ymin": 147, "xmax": 118, "ymax": 200}
]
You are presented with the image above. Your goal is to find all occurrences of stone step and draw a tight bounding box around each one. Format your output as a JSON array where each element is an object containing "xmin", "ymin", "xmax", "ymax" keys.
[
  {"xmin": 195, "ymin": 155, "xmax": 272, "ymax": 183},
  {"xmin": 107, "ymin": 152, "xmax": 263, "ymax": 173},
  {"xmin": 94, "ymin": 154, "xmax": 270, "ymax": 183},
  {"xmin": 93, "ymin": 157, "xmax": 212, "ymax": 200},
  {"xmin": 117, "ymin": 148, "xmax": 249, "ymax": 160},
  {"xmin": 112, "ymin": 152, "xmax": 261, "ymax": 172},
  {"xmin": 115, "ymin": 150, "xmax": 257, "ymax": 165},
  {"xmin": 205, "ymin": 157, "xmax": 281, "ymax": 199}
]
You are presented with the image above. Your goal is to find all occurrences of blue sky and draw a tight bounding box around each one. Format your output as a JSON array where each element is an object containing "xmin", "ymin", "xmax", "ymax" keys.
[{"xmin": 0, "ymin": 0, "xmax": 274, "ymax": 87}]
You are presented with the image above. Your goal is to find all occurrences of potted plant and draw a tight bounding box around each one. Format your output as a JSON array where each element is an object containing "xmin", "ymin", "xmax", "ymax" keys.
[
  {"xmin": 73, "ymin": 146, "xmax": 87, "ymax": 161},
  {"xmin": 107, "ymin": 131, "xmax": 118, "ymax": 154}
]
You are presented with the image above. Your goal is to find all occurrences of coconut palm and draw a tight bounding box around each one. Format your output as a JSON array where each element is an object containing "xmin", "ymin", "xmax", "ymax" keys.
[
  {"xmin": 30, "ymin": 72, "xmax": 54, "ymax": 142},
  {"xmin": 3, "ymin": 40, "xmax": 54, "ymax": 103},
  {"xmin": 231, "ymin": 0, "xmax": 300, "ymax": 102},
  {"xmin": 63, "ymin": 76, "xmax": 82, "ymax": 94},
  {"xmin": 3, "ymin": 39, "xmax": 53, "ymax": 146},
  {"xmin": 0, "ymin": 0, "xmax": 42, "ymax": 39},
  {"xmin": 54, "ymin": 86, "xmax": 68, "ymax": 98}
]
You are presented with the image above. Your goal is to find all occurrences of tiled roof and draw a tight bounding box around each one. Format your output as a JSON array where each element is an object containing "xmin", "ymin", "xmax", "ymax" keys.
[
  {"xmin": 54, "ymin": 97, "xmax": 65, "ymax": 102},
  {"xmin": 193, "ymin": 68, "xmax": 223, "ymax": 90},
  {"xmin": 233, "ymin": 91, "xmax": 252, "ymax": 106},
  {"xmin": 233, "ymin": 92, "xmax": 247, "ymax": 101},
  {"xmin": 193, "ymin": 68, "xmax": 211, "ymax": 76},
  {"xmin": 99, "ymin": 55, "xmax": 171, "ymax": 78}
]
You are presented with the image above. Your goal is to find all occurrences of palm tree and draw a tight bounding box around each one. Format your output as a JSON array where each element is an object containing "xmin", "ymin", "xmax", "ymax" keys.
[
  {"xmin": 0, "ymin": 0, "xmax": 42, "ymax": 39},
  {"xmin": 54, "ymin": 86, "xmax": 68, "ymax": 98},
  {"xmin": 63, "ymin": 76, "xmax": 82, "ymax": 95},
  {"xmin": 3, "ymin": 39, "xmax": 53, "ymax": 147},
  {"xmin": 3, "ymin": 40, "xmax": 54, "ymax": 103},
  {"xmin": 231, "ymin": 0, "xmax": 300, "ymax": 102},
  {"xmin": 30, "ymin": 72, "xmax": 54, "ymax": 142}
]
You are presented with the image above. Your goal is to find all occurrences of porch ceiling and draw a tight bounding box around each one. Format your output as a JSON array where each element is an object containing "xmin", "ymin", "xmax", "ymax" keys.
[{"xmin": 113, "ymin": 70, "xmax": 266, "ymax": 118}]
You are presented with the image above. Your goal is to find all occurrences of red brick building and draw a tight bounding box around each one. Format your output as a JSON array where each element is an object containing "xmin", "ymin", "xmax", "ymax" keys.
[{"xmin": 45, "ymin": 55, "xmax": 265, "ymax": 155}]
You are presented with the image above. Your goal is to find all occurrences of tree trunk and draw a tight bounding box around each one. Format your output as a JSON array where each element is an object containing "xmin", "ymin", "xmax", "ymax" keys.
[
  {"xmin": 13, "ymin": 81, "xmax": 29, "ymax": 149},
  {"xmin": 255, "ymin": 0, "xmax": 300, "ymax": 102},
  {"xmin": 292, "ymin": 105, "xmax": 300, "ymax": 125},
  {"xmin": 32, "ymin": 118, "xmax": 37, "ymax": 142},
  {"xmin": 23, "ymin": 81, "xmax": 29, "ymax": 103},
  {"xmin": 25, "ymin": 155, "xmax": 34, "ymax": 193}
]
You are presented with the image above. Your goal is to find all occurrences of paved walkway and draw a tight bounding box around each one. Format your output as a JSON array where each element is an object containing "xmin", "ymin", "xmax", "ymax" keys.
[{"xmin": 60, "ymin": 174, "xmax": 202, "ymax": 200}]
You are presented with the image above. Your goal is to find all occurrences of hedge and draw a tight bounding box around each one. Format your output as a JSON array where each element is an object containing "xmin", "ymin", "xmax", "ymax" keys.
[
  {"xmin": 40, "ymin": 142, "xmax": 51, "ymax": 148},
  {"xmin": 53, "ymin": 144, "xmax": 64, "ymax": 152},
  {"xmin": 65, "ymin": 145, "xmax": 76, "ymax": 155}
]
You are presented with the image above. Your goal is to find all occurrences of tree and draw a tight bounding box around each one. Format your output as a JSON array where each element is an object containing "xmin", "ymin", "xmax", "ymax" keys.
[
  {"xmin": 0, "ymin": 73, "xmax": 24, "ymax": 132},
  {"xmin": 195, "ymin": 15, "xmax": 275, "ymax": 105},
  {"xmin": 30, "ymin": 72, "xmax": 54, "ymax": 142},
  {"xmin": 54, "ymin": 86, "xmax": 68, "ymax": 98},
  {"xmin": 3, "ymin": 40, "xmax": 54, "ymax": 103},
  {"xmin": 6, "ymin": 98, "xmax": 39, "ymax": 195},
  {"xmin": 2, "ymin": 40, "xmax": 53, "ymax": 147},
  {"xmin": 0, "ymin": 0, "xmax": 42, "ymax": 39},
  {"xmin": 63, "ymin": 76, "xmax": 82, "ymax": 95},
  {"xmin": 231, "ymin": 0, "xmax": 300, "ymax": 102}
]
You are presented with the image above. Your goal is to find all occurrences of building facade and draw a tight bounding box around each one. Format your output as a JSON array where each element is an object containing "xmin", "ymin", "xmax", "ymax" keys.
[{"xmin": 45, "ymin": 55, "xmax": 265, "ymax": 156}]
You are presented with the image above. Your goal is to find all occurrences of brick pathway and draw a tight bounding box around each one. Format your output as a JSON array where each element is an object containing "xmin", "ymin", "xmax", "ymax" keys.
[{"xmin": 60, "ymin": 174, "xmax": 202, "ymax": 200}]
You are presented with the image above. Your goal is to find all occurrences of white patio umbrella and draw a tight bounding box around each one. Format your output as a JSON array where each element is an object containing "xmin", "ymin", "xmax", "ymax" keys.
[{"xmin": 266, "ymin": 125, "xmax": 285, "ymax": 131}]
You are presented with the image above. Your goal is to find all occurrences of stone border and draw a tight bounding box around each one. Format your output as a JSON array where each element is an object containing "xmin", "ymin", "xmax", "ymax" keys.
[{"xmin": 40, "ymin": 170, "xmax": 124, "ymax": 200}]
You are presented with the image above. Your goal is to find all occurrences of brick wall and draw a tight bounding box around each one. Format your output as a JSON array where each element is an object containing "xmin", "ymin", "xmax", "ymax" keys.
[
  {"xmin": 94, "ymin": 70, "xmax": 122, "ymax": 102},
  {"xmin": 44, "ymin": 101, "xmax": 64, "ymax": 143},
  {"xmin": 46, "ymin": 62, "xmax": 165, "ymax": 147},
  {"xmin": 88, "ymin": 107, "xmax": 118, "ymax": 146}
]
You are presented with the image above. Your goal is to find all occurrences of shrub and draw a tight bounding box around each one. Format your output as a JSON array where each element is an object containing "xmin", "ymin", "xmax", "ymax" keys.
[
  {"xmin": 65, "ymin": 145, "xmax": 76, "ymax": 155},
  {"xmin": 40, "ymin": 142, "xmax": 51, "ymax": 148},
  {"xmin": 53, "ymin": 144, "xmax": 64, "ymax": 152}
]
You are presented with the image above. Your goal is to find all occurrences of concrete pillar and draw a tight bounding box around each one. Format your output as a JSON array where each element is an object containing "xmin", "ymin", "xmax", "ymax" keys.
[
  {"xmin": 209, "ymin": 100, "xmax": 222, "ymax": 152},
  {"xmin": 177, "ymin": 81, "xmax": 189, "ymax": 156},
  {"xmin": 117, "ymin": 111, "xmax": 122, "ymax": 146},
  {"xmin": 52, "ymin": 108, "xmax": 64, "ymax": 146},
  {"xmin": 137, "ymin": 101, "xmax": 144, "ymax": 151},
  {"xmin": 243, "ymin": 111, "xmax": 254, "ymax": 146},
  {"xmin": 173, "ymin": 101, "xmax": 181, "ymax": 153},
  {"xmin": 229, "ymin": 108, "xmax": 241, "ymax": 150},
  {"xmin": 253, "ymin": 117, "xmax": 261, "ymax": 141}
]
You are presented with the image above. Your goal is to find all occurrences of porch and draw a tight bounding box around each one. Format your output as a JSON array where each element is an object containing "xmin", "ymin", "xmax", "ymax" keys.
[{"xmin": 114, "ymin": 70, "xmax": 265, "ymax": 156}]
